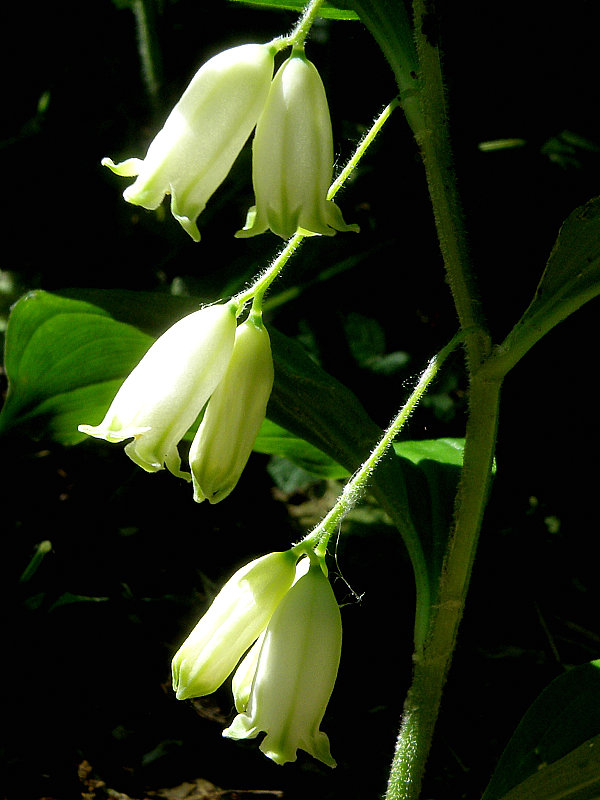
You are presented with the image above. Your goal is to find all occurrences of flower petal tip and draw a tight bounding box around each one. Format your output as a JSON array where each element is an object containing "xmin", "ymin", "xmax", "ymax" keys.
[
  {"xmin": 172, "ymin": 211, "xmax": 202, "ymax": 242},
  {"xmin": 102, "ymin": 156, "xmax": 143, "ymax": 177}
]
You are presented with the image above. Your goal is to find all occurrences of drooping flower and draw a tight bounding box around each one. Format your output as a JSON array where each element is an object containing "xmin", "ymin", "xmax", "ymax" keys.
[
  {"xmin": 236, "ymin": 50, "xmax": 359, "ymax": 240},
  {"xmin": 223, "ymin": 557, "xmax": 342, "ymax": 767},
  {"xmin": 190, "ymin": 314, "xmax": 274, "ymax": 504},
  {"xmin": 103, "ymin": 43, "xmax": 276, "ymax": 242},
  {"xmin": 172, "ymin": 550, "xmax": 298, "ymax": 700},
  {"xmin": 78, "ymin": 303, "xmax": 237, "ymax": 478}
]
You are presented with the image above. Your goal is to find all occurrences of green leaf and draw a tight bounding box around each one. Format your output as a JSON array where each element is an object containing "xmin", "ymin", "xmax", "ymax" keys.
[
  {"xmin": 394, "ymin": 438, "xmax": 465, "ymax": 576},
  {"xmin": 228, "ymin": 0, "xmax": 359, "ymax": 20},
  {"xmin": 0, "ymin": 291, "xmax": 153, "ymax": 444},
  {"xmin": 482, "ymin": 660, "xmax": 600, "ymax": 800},
  {"xmin": 345, "ymin": 0, "xmax": 418, "ymax": 96},
  {"xmin": 267, "ymin": 325, "xmax": 386, "ymax": 473},
  {"xmin": 494, "ymin": 196, "xmax": 600, "ymax": 375},
  {"xmin": 254, "ymin": 418, "xmax": 350, "ymax": 479},
  {"xmin": 266, "ymin": 456, "xmax": 322, "ymax": 494},
  {"xmin": 496, "ymin": 736, "xmax": 600, "ymax": 800},
  {"xmin": 395, "ymin": 437, "xmax": 465, "ymax": 467}
]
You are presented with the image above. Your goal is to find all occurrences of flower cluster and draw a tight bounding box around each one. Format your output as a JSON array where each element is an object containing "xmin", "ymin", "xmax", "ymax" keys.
[
  {"xmin": 172, "ymin": 551, "xmax": 342, "ymax": 766},
  {"xmin": 91, "ymin": 24, "xmax": 355, "ymax": 772},
  {"xmin": 78, "ymin": 304, "xmax": 273, "ymax": 504},
  {"xmin": 104, "ymin": 43, "xmax": 357, "ymax": 242}
]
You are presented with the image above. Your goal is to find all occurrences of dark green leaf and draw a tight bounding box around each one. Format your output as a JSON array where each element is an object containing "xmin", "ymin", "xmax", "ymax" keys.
[
  {"xmin": 496, "ymin": 196, "xmax": 600, "ymax": 375},
  {"xmin": 267, "ymin": 456, "xmax": 322, "ymax": 494},
  {"xmin": 254, "ymin": 419, "xmax": 350, "ymax": 478},
  {"xmin": 227, "ymin": 0, "xmax": 359, "ymax": 20},
  {"xmin": 57, "ymin": 287, "xmax": 203, "ymax": 337},
  {"xmin": 346, "ymin": 0, "xmax": 418, "ymax": 96},
  {"xmin": 482, "ymin": 660, "xmax": 600, "ymax": 800},
  {"xmin": 267, "ymin": 325, "xmax": 385, "ymax": 473},
  {"xmin": 0, "ymin": 291, "xmax": 153, "ymax": 444},
  {"xmin": 496, "ymin": 735, "xmax": 600, "ymax": 800}
]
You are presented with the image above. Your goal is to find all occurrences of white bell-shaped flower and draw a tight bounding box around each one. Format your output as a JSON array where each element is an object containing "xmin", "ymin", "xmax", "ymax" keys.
[
  {"xmin": 172, "ymin": 550, "xmax": 298, "ymax": 700},
  {"xmin": 236, "ymin": 50, "xmax": 359, "ymax": 240},
  {"xmin": 190, "ymin": 314, "xmax": 274, "ymax": 504},
  {"xmin": 78, "ymin": 303, "xmax": 237, "ymax": 477},
  {"xmin": 223, "ymin": 557, "xmax": 342, "ymax": 767},
  {"xmin": 103, "ymin": 43, "xmax": 275, "ymax": 241}
]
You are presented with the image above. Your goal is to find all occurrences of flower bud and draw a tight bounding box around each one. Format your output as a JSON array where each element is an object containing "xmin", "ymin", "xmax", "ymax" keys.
[
  {"xmin": 78, "ymin": 303, "xmax": 237, "ymax": 477},
  {"xmin": 190, "ymin": 315, "xmax": 274, "ymax": 504},
  {"xmin": 172, "ymin": 550, "xmax": 298, "ymax": 700},
  {"xmin": 223, "ymin": 558, "xmax": 342, "ymax": 767},
  {"xmin": 103, "ymin": 44, "xmax": 275, "ymax": 241},
  {"xmin": 236, "ymin": 51, "xmax": 359, "ymax": 240}
]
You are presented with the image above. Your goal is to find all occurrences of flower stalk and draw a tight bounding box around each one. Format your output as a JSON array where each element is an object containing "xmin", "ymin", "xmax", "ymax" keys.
[
  {"xmin": 302, "ymin": 331, "xmax": 464, "ymax": 560},
  {"xmin": 286, "ymin": 0, "xmax": 328, "ymax": 49},
  {"xmin": 299, "ymin": 330, "xmax": 465, "ymax": 650}
]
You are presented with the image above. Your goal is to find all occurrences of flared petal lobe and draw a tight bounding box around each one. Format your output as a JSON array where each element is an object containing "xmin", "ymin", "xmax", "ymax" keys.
[
  {"xmin": 172, "ymin": 550, "xmax": 298, "ymax": 700},
  {"xmin": 190, "ymin": 316, "xmax": 274, "ymax": 504},
  {"xmin": 78, "ymin": 303, "xmax": 237, "ymax": 477},
  {"xmin": 103, "ymin": 44, "xmax": 276, "ymax": 241},
  {"xmin": 223, "ymin": 558, "xmax": 342, "ymax": 767},
  {"xmin": 236, "ymin": 52, "xmax": 358, "ymax": 240}
]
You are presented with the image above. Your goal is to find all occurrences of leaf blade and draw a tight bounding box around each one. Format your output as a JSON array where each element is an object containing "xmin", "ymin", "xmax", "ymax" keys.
[
  {"xmin": 0, "ymin": 291, "xmax": 153, "ymax": 441},
  {"xmin": 492, "ymin": 196, "xmax": 600, "ymax": 375},
  {"xmin": 227, "ymin": 0, "xmax": 359, "ymax": 20},
  {"xmin": 482, "ymin": 660, "xmax": 600, "ymax": 800}
]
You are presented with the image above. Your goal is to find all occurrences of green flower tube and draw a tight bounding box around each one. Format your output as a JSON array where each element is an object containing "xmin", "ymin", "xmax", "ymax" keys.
[
  {"xmin": 103, "ymin": 43, "xmax": 275, "ymax": 241},
  {"xmin": 223, "ymin": 558, "xmax": 342, "ymax": 767},
  {"xmin": 78, "ymin": 303, "xmax": 237, "ymax": 478},
  {"xmin": 190, "ymin": 315, "xmax": 274, "ymax": 504},
  {"xmin": 236, "ymin": 51, "xmax": 359, "ymax": 240},
  {"xmin": 172, "ymin": 550, "xmax": 298, "ymax": 700}
]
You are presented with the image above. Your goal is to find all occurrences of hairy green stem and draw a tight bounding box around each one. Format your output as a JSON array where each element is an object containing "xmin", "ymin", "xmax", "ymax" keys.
[
  {"xmin": 386, "ymin": 376, "xmax": 501, "ymax": 799},
  {"xmin": 328, "ymin": 99, "xmax": 399, "ymax": 200},
  {"xmin": 382, "ymin": 2, "xmax": 500, "ymax": 797},
  {"xmin": 301, "ymin": 330, "xmax": 464, "ymax": 559},
  {"xmin": 298, "ymin": 331, "xmax": 467, "ymax": 650},
  {"xmin": 277, "ymin": 0, "xmax": 327, "ymax": 50}
]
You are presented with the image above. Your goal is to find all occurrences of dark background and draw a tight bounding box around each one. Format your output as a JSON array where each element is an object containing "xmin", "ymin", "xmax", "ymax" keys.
[{"xmin": 1, "ymin": 1, "xmax": 600, "ymax": 798}]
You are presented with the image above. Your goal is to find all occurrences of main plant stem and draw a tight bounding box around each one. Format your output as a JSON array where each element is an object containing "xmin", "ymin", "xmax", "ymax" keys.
[
  {"xmin": 386, "ymin": 377, "xmax": 501, "ymax": 799},
  {"xmin": 385, "ymin": 2, "xmax": 501, "ymax": 797}
]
